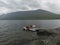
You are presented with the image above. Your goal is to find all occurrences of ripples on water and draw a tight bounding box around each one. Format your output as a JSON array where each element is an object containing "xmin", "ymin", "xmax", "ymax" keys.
[{"xmin": 0, "ymin": 20, "xmax": 60, "ymax": 45}]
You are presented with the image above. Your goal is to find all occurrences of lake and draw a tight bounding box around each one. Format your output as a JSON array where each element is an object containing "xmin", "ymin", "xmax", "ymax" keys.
[{"xmin": 0, "ymin": 20, "xmax": 60, "ymax": 45}]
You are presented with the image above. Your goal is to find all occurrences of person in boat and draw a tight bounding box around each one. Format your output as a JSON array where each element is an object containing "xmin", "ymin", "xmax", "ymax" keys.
[
  {"xmin": 29, "ymin": 25, "xmax": 36, "ymax": 29},
  {"xmin": 25, "ymin": 25, "xmax": 32, "ymax": 30},
  {"xmin": 23, "ymin": 25, "xmax": 36, "ymax": 30},
  {"xmin": 26, "ymin": 26, "xmax": 30, "ymax": 30}
]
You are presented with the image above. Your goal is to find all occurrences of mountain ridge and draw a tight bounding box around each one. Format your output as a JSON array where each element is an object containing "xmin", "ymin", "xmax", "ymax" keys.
[{"xmin": 0, "ymin": 9, "xmax": 60, "ymax": 20}]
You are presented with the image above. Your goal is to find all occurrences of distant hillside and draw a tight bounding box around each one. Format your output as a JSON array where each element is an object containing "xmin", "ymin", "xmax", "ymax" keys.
[{"xmin": 0, "ymin": 9, "xmax": 60, "ymax": 20}]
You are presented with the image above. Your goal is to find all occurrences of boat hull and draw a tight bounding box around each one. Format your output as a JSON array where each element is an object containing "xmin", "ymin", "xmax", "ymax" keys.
[{"xmin": 23, "ymin": 27, "xmax": 37, "ymax": 32}]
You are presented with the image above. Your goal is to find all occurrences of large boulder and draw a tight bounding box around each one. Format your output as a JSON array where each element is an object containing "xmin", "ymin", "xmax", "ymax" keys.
[{"xmin": 36, "ymin": 28, "xmax": 57, "ymax": 36}]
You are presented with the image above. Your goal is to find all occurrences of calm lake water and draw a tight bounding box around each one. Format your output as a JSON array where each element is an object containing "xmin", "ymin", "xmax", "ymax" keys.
[{"xmin": 0, "ymin": 20, "xmax": 60, "ymax": 45}]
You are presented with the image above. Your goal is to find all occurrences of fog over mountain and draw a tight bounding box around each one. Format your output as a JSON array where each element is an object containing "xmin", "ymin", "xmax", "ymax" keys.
[{"xmin": 0, "ymin": 0, "xmax": 60, "ymax": 15}]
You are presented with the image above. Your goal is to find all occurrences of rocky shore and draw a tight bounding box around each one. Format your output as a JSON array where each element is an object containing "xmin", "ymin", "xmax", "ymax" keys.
[{"xmin": 0, "ymin": 27, "xmax": 60, "ymax": 45}]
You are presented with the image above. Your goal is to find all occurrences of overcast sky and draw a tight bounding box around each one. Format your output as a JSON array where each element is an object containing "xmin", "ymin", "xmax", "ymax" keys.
[{"xmin": 0, "ymin": 0, "xmax": 60, "ymax": 15}]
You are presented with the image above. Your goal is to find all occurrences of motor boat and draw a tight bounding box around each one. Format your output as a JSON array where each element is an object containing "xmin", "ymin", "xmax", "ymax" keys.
[{"xmin": 23, "ymin": 25, "xmax": 37, "ymax": 31}]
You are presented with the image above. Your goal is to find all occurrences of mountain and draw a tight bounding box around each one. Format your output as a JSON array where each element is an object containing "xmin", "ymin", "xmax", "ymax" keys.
[{"xmin": 0, "ymin": 9, "xmax": 60, "ymax": 20}]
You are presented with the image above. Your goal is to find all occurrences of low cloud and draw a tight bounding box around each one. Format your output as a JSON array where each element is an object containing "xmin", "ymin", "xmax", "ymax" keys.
[{"xmin": 0, "ymin": 0, "xmax": 60, "ymax": 14}]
